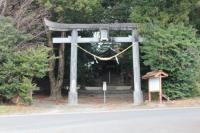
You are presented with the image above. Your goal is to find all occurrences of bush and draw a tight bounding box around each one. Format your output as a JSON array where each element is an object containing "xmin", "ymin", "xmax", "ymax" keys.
[{"xmin": 0, "ymin": 16, "xmax": 49, "ymax": 104}]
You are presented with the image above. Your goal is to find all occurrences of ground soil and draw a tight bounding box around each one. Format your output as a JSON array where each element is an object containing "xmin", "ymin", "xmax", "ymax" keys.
[{"xmin": 0, "ymin": 94, "xmax": 200, "ymax": 115}]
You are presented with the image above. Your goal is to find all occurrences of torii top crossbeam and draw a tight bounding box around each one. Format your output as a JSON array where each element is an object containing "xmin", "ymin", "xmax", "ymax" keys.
[{"xmin": 44, "ymin": 18, "xmax": 138, "ymax": 31}]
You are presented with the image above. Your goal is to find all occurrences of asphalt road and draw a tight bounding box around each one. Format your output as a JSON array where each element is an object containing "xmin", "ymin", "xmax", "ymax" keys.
[{"xmin": 0, "ymin": 107, "xmax": 200, "ymax": 133}]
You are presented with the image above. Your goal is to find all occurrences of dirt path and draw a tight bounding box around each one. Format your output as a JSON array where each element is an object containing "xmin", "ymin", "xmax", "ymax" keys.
[{"xmin": 0, "ymin": 94, "xmax": 200, "ymax": 115}]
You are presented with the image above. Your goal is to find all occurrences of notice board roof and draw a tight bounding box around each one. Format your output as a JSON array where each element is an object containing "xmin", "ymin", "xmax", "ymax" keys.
[{"xmin": 142, "ymin": 70, "xmax": 168, "ymax": 79}]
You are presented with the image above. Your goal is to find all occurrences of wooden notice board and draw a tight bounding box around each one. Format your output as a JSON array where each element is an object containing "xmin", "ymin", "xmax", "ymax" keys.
[{"xmin": 142, "ymin": 70, "xmax": 168, "ymax": 103}]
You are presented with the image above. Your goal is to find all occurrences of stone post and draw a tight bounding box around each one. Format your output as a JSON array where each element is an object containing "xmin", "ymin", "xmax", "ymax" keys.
[
  {"xmin": 132, "ymin": 30, "xmax": 143, "ymax": 105},
  {"xmin": 68, "ymin": 30, "xmax": 78, "ymax": 105}
]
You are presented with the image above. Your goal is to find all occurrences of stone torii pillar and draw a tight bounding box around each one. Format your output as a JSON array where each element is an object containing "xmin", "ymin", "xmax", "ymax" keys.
[
  {"xmin": 132, "ymin": 30, "xmax": 143, "ymax": 105},
  {"xmin": 68, "ymin": 30, "xmax": 78, "ymax": 104}
]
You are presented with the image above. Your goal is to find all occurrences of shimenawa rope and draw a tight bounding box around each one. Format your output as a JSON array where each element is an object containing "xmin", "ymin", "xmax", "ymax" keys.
[{"xmin": 76, "ymin": 44, "xmax": 132, "ymax": 61}]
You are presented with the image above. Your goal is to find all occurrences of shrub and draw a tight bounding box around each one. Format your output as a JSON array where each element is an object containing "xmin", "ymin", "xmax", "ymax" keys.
[{"xmin": 0, "ymin": 16, "xmax": 49, "ymax": 104}]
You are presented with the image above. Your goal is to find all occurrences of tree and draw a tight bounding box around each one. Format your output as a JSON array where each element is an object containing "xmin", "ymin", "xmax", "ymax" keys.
[
  {"xmin": 40, "ymin": 0, "xmax": 103, "ymax": 23},
  {"xmin": 0, "ymin": 0, "xmax": 49, "ymax": 35},
  {"xmin": 0, "ymin": 16, "xmax": 49, "ymax": 104},
  {"xmin": 46, "ymin": 31, "xmax": 65, "ymax": 99},
  {"xmin": 129, "ymin": 0, "xmax": 199, "ymax": 25},
  {"xmin": 189, "ymin": 1, "xmax": 200, "ymax": 32},
  {"xmin": 129, "ymin": 0, "xmax": 200, "ymax": 99},
  {"xmin": 141, "ymin": 24, "xmax": 200, "ymax": 99}
]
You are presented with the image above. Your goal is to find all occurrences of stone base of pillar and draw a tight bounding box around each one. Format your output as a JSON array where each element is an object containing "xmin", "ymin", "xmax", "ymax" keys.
[
  {"xmin": 133, "ymin": 90, "xmax": 143, "ymax": 105},
  {"xmin": 68, "ymin": 91, "xmax": 78, "ymax": 105}
]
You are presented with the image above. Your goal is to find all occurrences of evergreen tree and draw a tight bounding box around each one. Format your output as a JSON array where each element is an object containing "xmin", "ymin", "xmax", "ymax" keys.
[
  {"xmin": 129, "ymin": 0, "xmax": 200, "ymax": 98},
  {"xmin": 141, "ymin": 24, "xmax": 200, "ymax": 99},
  {"xmin": 0, "ymin": 17, "xmax": 49, "ymax": 104}
]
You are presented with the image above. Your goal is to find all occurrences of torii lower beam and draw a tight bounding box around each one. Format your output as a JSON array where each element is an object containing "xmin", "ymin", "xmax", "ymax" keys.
[
  {"xmin": 53, "ymin": 36, "xmax": 143, "ymax": 44},
  {"xmin": 53, "ymin": 36, "xmax": 133, "ymax": 43}
]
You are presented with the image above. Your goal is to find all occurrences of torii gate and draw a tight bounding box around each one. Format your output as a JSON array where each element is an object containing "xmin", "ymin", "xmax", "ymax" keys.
[{"xmin": 44, "ymin": 18, "xmax": 143, "ymax": 105}]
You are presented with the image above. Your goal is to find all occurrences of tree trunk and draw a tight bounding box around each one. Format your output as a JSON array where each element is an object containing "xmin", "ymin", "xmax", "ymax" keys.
[
  {"xmin": 1, "ymin": 0, "xmax": 8, "ymax": 16},
  {"xmin": 47, "ymin": 31, "xmax": 65, "ymax": 100},
  {"xmin": 55, "ymin": 31, "xmax": 65, "ymax": 97},
  {"xmin": 47, "ymin": 31, "xmax": 56, "ymax": 99}
]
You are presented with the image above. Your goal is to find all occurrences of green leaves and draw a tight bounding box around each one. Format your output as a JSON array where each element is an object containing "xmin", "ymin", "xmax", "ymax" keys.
[
  {"xmin": 15, "ymin": 46, "xmax": 50, "ymax": 78},
  {"xmin": 129, "ymin": 0, "xmax": 198, "ymax": 25},
  {"xmin": 141, "ymin": 24, "xmax": 200, "ymax": 99},
  {"xmin": 0, "ymin": 17, "xmax": 49, "ymax": 104},
  {"xmin": 39, "ymin": 0, "xmax": 103, "ymax": 23},
  {"xmin": 128, "ymin": 0, "xmax": 200, "ymax": 99}
]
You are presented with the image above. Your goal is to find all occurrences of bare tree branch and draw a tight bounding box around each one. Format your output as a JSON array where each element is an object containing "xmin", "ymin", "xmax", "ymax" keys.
[
  {"xmin": 1, "ymin": 0, "xmax": 50, "ymax": 37},
  {"xmin": 0, "ymin": 0, "xmax": 8, "ymax": 16}
]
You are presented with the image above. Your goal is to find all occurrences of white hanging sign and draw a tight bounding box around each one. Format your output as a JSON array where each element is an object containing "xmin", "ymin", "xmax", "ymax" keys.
[
  {"xmin": 115, "ymin": 56, "xmax": 119, "ymax": 64},
  {"xmin": 103, "ymin": 81, "xmax": 107, "ymax": 91},
  {"xmin": 94, "ymin": 56, "xmax": 98, "ymax": 63}
]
